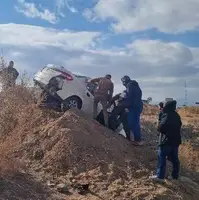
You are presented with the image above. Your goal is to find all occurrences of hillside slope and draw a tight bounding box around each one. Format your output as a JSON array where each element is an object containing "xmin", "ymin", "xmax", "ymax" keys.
[{"xmin": 0, "ymin": 86, "xmax": 199, "ymax": 200}]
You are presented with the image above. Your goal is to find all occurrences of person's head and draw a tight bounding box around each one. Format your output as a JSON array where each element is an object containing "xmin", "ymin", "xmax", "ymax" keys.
[
  {"xmin": 163, "ymin": 100, "xmax": 177, "ymax": 113},
  {"xmin": 121, "ymin": 75, "xmax": 131, "ymax": 86},
  {"xmin": 158, "ymin": 102, "xmax": 164, "ymax": 109},
  {"xmin": 8, "ymin": 61, "xmax": 14, "ymax": 68},
  {"xmin": 105, "ymin": 74, "xmax": 111, "ymax": 80}
]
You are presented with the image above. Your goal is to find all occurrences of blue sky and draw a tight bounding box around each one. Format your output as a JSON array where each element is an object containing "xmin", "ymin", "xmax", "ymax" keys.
[{"xmin": 0, "ymin": 0, "xmax": 199, "ymax": 104}]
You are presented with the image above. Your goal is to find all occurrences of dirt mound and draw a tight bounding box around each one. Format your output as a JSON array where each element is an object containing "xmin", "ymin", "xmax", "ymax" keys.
[
  {"xmin": 0, "ymin": 173, "xmax": 62, "ymax": 200},
  {"xmin": 180, "ymin": 142, "xmax": 199, "ymax": 172},
  {"xmin": 8, "ymin": 107, "xmax": 155, "ymax": 178},
  {"xmin": 1, "ymin": 86, "xmax": 199, "ymax": 200}
]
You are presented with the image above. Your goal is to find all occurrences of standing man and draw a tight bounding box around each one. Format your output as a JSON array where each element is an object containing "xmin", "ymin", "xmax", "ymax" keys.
[
  {"xmin": 150, "ymin": 100, "xmax": 182, "ymax": 182},
  {"xmin": 90, "ymin": 74, "xmax": 114, "ymax": 127},
  {"xmin": 0, "ymin": 61, "xmax": 19, "ymax": 90},
  {"xmin": 121, "ymin": 75, "xmax": 143, "ymax": 146}
]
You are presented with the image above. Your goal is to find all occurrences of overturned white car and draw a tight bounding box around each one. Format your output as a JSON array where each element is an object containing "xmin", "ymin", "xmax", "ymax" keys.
[{"xmin": 33, "ymin": 64, "xmax": 127, "ymax": 137}]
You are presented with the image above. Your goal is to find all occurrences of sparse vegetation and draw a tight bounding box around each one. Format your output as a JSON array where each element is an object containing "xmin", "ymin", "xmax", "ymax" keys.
[{"xmin": 0, "ymin": 57, "xmax": 199, "ymax": 199}]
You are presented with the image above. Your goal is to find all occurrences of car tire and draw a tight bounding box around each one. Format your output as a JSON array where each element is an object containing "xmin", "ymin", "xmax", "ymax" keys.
[{"xmin": 61, "ymin": 96, "xmax": 82, "ymax": 112}]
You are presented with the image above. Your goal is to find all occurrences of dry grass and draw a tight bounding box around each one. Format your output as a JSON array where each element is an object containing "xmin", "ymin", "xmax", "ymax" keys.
[
  {"xmin": 0, "ymin": 57, "xmax": 36, "ymax": 176},
  {"xmin": 0, "ymin": 57, "xmax": 199, "ymax": 199}
]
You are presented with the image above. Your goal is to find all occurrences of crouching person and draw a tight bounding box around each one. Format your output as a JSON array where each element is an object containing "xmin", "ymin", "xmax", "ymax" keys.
[
  {"xmin": 150, "ymin": 100, "xmax": 182, "ymax": 182},
  {"xmin": 38, "ymin": 79, "xmax": 63, "ymax": 112}
]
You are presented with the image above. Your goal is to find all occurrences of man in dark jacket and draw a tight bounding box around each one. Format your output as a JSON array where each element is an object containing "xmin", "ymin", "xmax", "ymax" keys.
[
  {"xmin": 150, "ymin": 100, "xmax": 182, "ymax": 182},
  {"xmin": 0, "ymin": 61, "xmax": 19, "ymax": 90},
  {"xmin": 38, "ymin": 79, "xmax": 63, "ymax": 112},
  {"xmin": 107, "ymin": 91, "xmax": 131, "ymax": 140},
  {"xmin": 120, "ymin": 75, "xmax": 143, "ymax": 145}
]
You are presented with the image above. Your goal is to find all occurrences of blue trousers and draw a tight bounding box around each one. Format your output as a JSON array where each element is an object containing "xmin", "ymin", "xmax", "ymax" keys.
[
  {"xmin": 127, "ymin": 105, "xmax": 143, "ymax": 142},
  {"xmin": 157, "ymin": 146, "xmax": 180, "ymax": 179}
]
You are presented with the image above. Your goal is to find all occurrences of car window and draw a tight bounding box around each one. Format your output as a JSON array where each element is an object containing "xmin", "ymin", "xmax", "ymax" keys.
[{"xmin": 86, "ymin": 82, "xmax": 97, "ymax": 95}]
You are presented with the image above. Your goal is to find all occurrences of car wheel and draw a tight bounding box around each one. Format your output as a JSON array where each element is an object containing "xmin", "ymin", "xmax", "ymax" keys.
[{"xmin": 61, "ymin": 96, "xmax": 82, "ymax": 112}]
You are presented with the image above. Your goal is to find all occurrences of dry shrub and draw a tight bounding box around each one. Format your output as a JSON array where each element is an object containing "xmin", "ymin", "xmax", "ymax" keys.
[
  {"xmin": 142, "ymin": 104, "xmax": 158, "ymax": 116},
  {"xmin": 0, "ymin": 86, "xmax": 35, "ymax": 136},
  {"xmin": 179, "ymin": 106, "xmax": 199, "ymax": 116},
  {"xmin": 0, "ymin": 72, "xmax": 35, "ymax": 176}
]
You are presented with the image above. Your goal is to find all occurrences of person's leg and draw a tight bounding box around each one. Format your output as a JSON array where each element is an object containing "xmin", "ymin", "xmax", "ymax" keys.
[
  {"xmin": 156, "ymin": 146, "xmax": 171, "ymax": 179},
  {"xmin": 134, "ymin": 111, "xmax": 141, "ymax": 142},
  {"xmin": 109, "ymin": 105, "xmax": 126, "ymax": 130},
  {"xmin": 128, "ymin": 110, "xmax": 141, "ymax": 142},
  {"xmin": 101, "ymin": 99, "xmax": 109, "ymax": 126},
  {"xmin": 120, "ymin": 112, "xmax": 130, "ymax": 140},
  {"xmin": 93, "ymin": 96, "xmax": 100, "ymax": 119},
  {"xmin": 170, "ymin": 147, "xmax": 180, "ymax": 179}
]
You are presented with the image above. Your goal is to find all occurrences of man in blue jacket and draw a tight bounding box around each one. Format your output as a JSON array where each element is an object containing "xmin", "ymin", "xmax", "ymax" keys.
[{"xmin": 121, "ymin": 75, "xmax": 143, "ymax": 145}]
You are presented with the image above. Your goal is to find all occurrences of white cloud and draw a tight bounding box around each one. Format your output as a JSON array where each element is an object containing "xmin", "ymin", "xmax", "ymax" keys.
[
  {"xmin": 56, "ymin": 0, "xmax": 78, "ymax": 15},
  {"xmin": 0, "ymin": 23, "xmax": 199, "ymax": 105},
  {"xmin": 15, "ymin": 0, "xmax": 58, "ymax": 24},
  {"xmin": 0, "ymin": 24, "xmax": 100, "ymax": 49},
  {"xmin": 84, "ymin": 0, "xmax": 199, "ymax": 33}
]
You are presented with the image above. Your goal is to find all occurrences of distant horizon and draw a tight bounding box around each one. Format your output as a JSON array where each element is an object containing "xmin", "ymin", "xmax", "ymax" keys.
[{"xmin": 0, "ymin": 0, "xmax": 199, "ymax": 105}]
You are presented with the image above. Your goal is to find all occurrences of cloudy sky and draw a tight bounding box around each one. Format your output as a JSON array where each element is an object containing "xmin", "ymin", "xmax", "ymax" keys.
[{"xmin": 0, "ymin": 0, "xmax": 199, "ymax": 105}]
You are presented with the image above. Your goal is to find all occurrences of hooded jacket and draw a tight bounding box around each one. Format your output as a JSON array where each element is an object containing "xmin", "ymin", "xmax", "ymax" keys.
[
  {"xmin": 157, "ymin": 100, "xmax": 182, "ymax": 147},
  {"xmin": 121, "ymin": 80, "xmax": 143, "ymax": 109}
]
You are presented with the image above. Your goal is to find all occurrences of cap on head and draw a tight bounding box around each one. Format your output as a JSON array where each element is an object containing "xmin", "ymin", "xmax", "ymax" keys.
[
  {"xmin": 121, "ymin": 75, "xmax": 131, "ymax": 86},
  {"xmin": 105, "ymin": 74, "xmax": 111, "ymax": 79}
]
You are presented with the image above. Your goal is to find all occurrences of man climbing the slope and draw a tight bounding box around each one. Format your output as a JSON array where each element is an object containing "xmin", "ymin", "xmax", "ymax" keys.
[
  {"xmin": 107, "ymin": 91, "xmax": 131, "ymax": 140},
  {"xmin": 120, "ymin": 75, "xmax": 143, "ymax": 146},
  {"xmin": 0, "ymin": 61, "xmax": 19, "ymax": 90},
  {"xmin": 38, "ymin": 77, "xmax": 63, "ymax": 112},
  {"xmin": 150, "ymin": 100, "xmax": 182, "ymax": 182},
  {"xmin": 90, "ymin": 74, "xmax": 114, "ymax": 127}
]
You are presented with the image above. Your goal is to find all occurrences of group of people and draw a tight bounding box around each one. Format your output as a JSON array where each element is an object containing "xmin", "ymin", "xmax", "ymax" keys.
[
  {"xmin": 90, "ymin": 74, "xmax": 182, "ymax": 182},
  {"xmin": 90, "ymin": 74, "xmax": 143, "ymax": 146},
  {"xmin": 0, "ymin": 60, "xmax": 19, "ymax": 90},
  {"xmin": 0, "ymin": 62, "xmax": 183, "ymax": 183}
]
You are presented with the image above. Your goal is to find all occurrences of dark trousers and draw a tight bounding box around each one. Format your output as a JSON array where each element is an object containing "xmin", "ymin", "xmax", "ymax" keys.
[
  {"xmin": 156, "ymin": 145, "xmax": 180, "ymax": 179},
  {"xmin": 109, "ymin": 105, "xmax": 130, "ymax": 140}
]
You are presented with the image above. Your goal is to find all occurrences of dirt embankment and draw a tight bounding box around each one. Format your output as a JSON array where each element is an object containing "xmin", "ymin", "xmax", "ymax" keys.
[{"xmin": 0, "ymin": 86, "xmax": 199, "ymax": 200}]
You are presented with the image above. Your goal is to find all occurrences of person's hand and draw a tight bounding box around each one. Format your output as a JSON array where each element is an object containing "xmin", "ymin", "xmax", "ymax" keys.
[
  {"xmin": 125, "ymin": 108, "xmax": 129, "ymax": 112},
  {"xmin": 118, "ymin": 96, "xmax": 123, "ymax": 102},
  {"xmin": 106, "ymin": 102, "xmax": 111, "ymax": 108}
]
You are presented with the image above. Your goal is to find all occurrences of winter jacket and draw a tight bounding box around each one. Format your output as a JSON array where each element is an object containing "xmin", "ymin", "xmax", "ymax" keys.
[
  {"xmin": 157, "ymin": 100, "xmax": 182, "ymax": 147},
  {"xmin": 121, "ymin": 80, "xmax": 143, "ymax": 109}
]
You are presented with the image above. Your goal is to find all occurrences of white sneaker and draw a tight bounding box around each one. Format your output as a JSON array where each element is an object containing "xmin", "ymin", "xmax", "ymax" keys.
[{"xmin": 149, "ymin": 175, "xmax": 165, "ymax": 183}]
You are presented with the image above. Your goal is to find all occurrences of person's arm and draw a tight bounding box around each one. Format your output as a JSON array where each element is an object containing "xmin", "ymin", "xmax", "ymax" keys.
[
  {"xmin": 15, "ymin": 69, "xmax": 19, "ymax": 78},
  {"xmin": 110, "ymin": 93, "xmax": 120, "ymax": 103},
  {"xmin": 106, "ymin": 93, "xmax": 121, "ymax": 108},
  {"xmin": 49, "ymin": 88, "xmax": 63, "ymax": 102},
  {"xmin": 109, "ymin": 82, "xmax": 114, "ymax": 98},
  {"xmin": 90, "ymin": 77, "xmax": 101, "ymax": 84},
  {"xmin": 126, "ymin": 83, "xmax": 134, "ymax": 100},
  {"xmin": 157, "ymin": 113, "xmax": 169, "ymax": 134}
]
